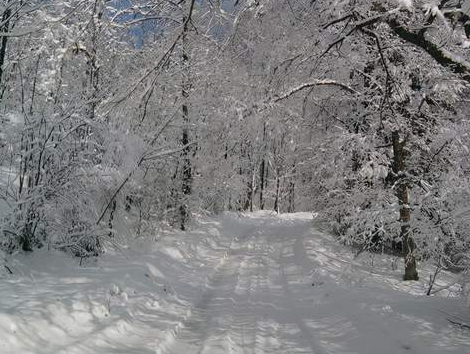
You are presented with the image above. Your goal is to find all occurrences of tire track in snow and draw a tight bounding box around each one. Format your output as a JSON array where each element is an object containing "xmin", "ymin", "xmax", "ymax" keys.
[
  {"xmin": 278, "ymin": 239, "xmax": 327, "ymax": 354},
  {"xmin": 162, "ymin": 215, "xmax": 326, "ymax": 354},
  {"xmin": 236, "ymin": 249, "xmax": 257, "ymax": 354},
  {"xmin": 253, "ymin": 233, "xmax": 281, "ymax": 354},
  {"xmin": 253, "ymin": 236, "xmax": 267, "ymax": 354},
  {"xmin": 162, "ymin": 227, "xmax": 256, "ymax": 354},
  {"xmin": 154, "ymin": 233, "xmax": 237, "ymax": 354}
]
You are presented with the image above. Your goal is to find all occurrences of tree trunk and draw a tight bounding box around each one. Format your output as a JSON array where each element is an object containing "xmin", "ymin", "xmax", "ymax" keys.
[
  {"xmin": 245, "ymin": 168, "xmax": 254, "ymax": 212},
  {"xmin": 180, "ymin": 10, "xmax": 192, "ymax": 231},
  {"xmin": 259, "ymin": 122, "xmax": 267, "ymax": 210},
  {"xmin": 274, "ymin": 173, "xmax": 280, "ymax": 214},
  {"xmin": 0, "ymin": 6, "xmax": 11, "ymax": 94},
  {"xmin": 392, "ymin": 131, "xmax": 418, "ymax": 280},
  {"xmin": 108, "ymin": 199, "xmax": 117, "ymax": 237},
  {"xmin": 243, "ymin": 174, "xmax": 253, "ymax": 211},
  {"xmin": 287, "ymin": 162, "xmax": 295, "ymax": 213},
  {"xmin": 259, "ymin": 158, "xmax": 265, "ymax": 210}
]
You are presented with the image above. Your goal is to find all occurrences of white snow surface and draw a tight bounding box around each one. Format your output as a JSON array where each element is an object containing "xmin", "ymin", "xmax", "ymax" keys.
[
  {"xmin": 1, "ymin": 211, "xmax": 469, "ymax": 353},
  {"xmin": 398, "ymin": 0, "xmax": 413, "ymax": 11}
]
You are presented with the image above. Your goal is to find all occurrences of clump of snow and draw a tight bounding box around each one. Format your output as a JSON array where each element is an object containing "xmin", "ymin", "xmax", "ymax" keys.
[{"xmin": 398, "ymin": 0, "xmax": 414, "ymax": 11}]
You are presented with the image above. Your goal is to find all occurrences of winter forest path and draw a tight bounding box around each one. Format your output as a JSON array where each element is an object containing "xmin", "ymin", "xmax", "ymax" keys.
[
  {"xmin": 1, "ymin": 212, "xmax": 469, "ymax": 354},
  {"xmin": 163, "ymin": 212, "xmax": 470, "ymax": 354}
]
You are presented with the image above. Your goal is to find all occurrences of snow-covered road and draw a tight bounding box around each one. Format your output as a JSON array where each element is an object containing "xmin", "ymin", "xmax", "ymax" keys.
[
  {"xmin": 1, "ymin": 212, "xmax": 469, "ymax": 354},
  {"xmin": 169, "ymin": 215, "xmax": 327, "ymax": 354},
  {"xmin": 165, "ymin": 213, "xmax": 469, "ymax": 354}
]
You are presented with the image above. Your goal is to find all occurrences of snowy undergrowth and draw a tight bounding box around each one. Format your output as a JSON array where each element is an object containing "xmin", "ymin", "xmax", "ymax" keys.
[{"xmin": 303, "ymin": 218, "xmax": 463, "ymax": 298}]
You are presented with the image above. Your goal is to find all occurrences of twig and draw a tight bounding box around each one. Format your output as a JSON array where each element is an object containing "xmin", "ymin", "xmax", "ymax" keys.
[
  {"xmin": 447, "ymin": 318, "xmax": 470, "ymax": 330},
  {"xmin": 4, "ymin": 264, "xmax": 13, "ymax": 274}
]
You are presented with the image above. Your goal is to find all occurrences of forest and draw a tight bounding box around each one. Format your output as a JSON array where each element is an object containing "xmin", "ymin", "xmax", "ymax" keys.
[{"xmin": 0, "ymin": 1, "xmax": 470, "ymax": 353}]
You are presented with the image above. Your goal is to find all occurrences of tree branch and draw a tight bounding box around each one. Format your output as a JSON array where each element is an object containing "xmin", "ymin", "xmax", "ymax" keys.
[
  {"xmin": 323, "ymin": 7, "xmax": 470, "ymax": 81},
  {"xmin": 273, "ymin": 80, "xmax": 359, "ymax": 102},
  {"xmin": 387, "ymin": 17, "xmax": 470, "ymax": 81}
]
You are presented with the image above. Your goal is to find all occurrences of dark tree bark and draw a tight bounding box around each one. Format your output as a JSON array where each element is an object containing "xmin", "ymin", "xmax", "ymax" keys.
[
  {"xmin": 392, "ymin": 131, "xmax": 418, "ymax": 281},
  {"xmin": 387, "ymin": 17, "xmax": 470, "ymax": 81},
  {"xmin": 0, "ymin": 5, "xmax": 11, "ymax": 92},
  {"xmin": 179, "ymin": 0, "xmax": 196, "ymax": 230},
  {"xmin": 287, "ymin": 162, "xmax": 295, "ymax": 213},
  {"xmin": 259, "ymin": 122, "xmax": 267, "ymax": 210},
  {"xmin": 259, "ymin": 158, "xmax": 265, "ymax": 210},
  {"xmin": 245, "ymin": 167, "xmax": 254, "ymax": 212},
  {"xmin": 108, "ymin": 199, "xmax": 117, "ymax": 237},
  {"xmin": 273, "ymin": 172, "xmax": 280, "ymax": 214}
]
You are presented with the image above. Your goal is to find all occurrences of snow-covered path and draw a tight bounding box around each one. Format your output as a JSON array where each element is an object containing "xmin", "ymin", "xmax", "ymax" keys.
[
  {"xmin": 165, "ymin": 213, "xmax": 469, "ymax": 354},
  {"xmin": 169, "ymin": 215, "xmax": 327, "ymax": 354},
  {"xmin": 1, "ymin": 212, "xmax": 469, "ymax": 354}
]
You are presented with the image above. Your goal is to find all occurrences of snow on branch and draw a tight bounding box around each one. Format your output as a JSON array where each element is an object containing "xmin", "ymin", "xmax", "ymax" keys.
[
  {"xmin": 96, "ymin": 141, "xmax": 198, "ymax": 226},
  {"xmin": 273, "ymin": 80, "xmax": 359, "ymax": 102},
  {"xmin": 387, "ymin": 17, "xmax": 470, "ymax": 81},
  {"xmin": 320, "ymin": 8, "xmax": 401, "ymax": 59},
  {"xmin": 322, "ymin": 6, "xmax": 470, "ymax": 81}
]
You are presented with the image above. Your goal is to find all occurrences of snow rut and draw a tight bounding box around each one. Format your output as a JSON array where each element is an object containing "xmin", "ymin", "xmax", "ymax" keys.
[
  {"xmin": 160, "ymin": 214, "xmax": 469, "ymax": 354},
  {"xmin": 162, "ymin": 216, "xmax": 327, "ymax": 354}
]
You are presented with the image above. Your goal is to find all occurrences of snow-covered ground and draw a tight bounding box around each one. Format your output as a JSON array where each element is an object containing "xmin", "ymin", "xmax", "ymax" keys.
[{"xmin": 1, "ymin": 211, "xmax": 469, "ymax": 353}]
